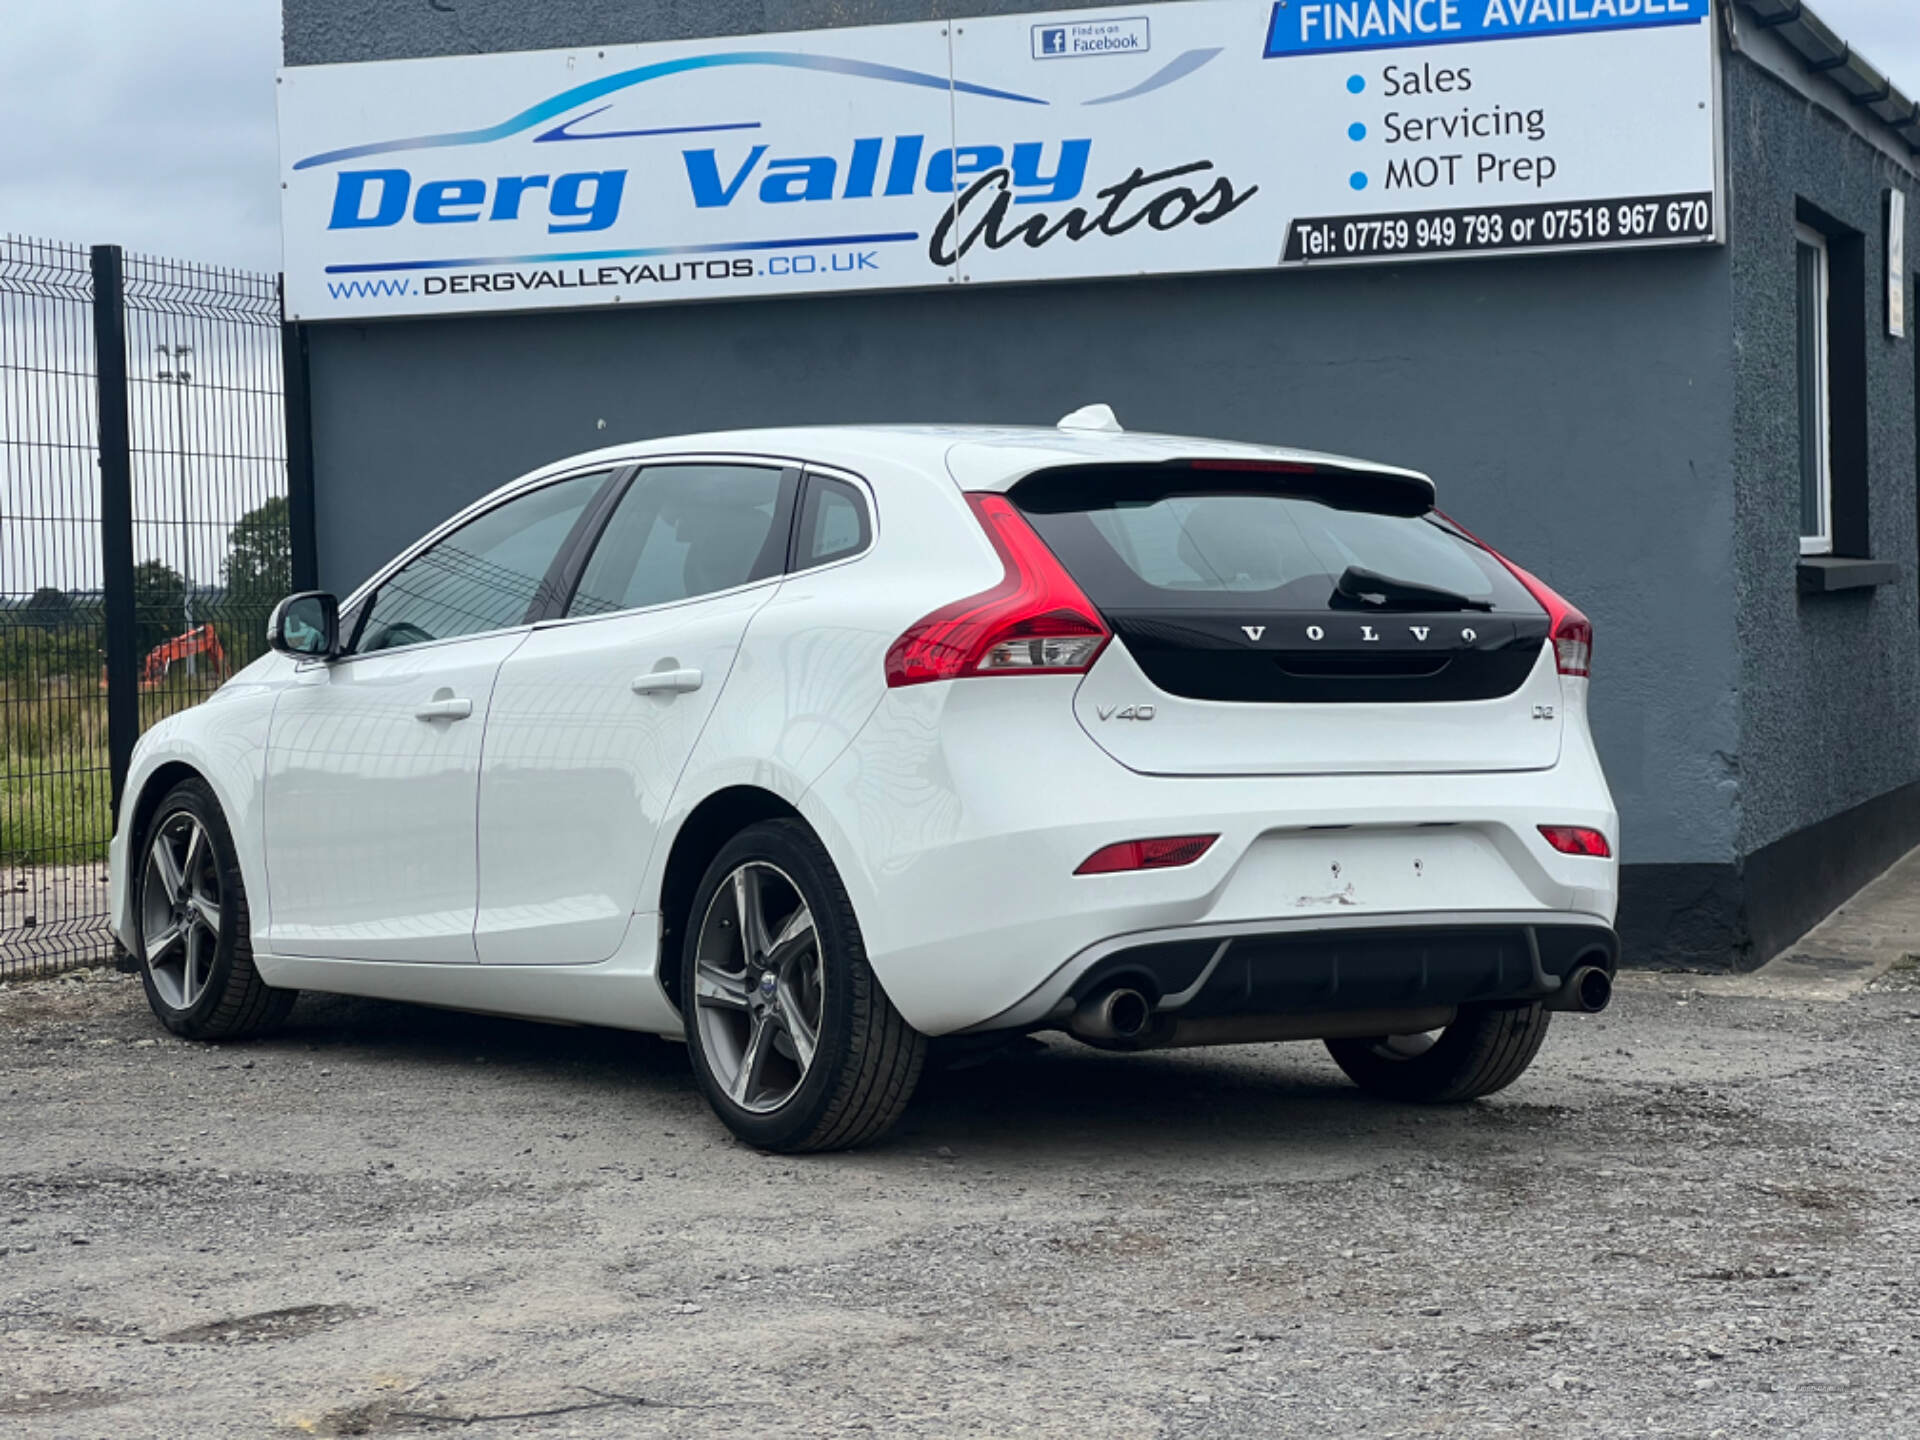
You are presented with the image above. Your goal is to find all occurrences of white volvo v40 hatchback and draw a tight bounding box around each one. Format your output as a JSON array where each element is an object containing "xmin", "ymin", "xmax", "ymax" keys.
[{"xmin": 110, "ymin": 410, "xmax": 1619, "ymax": 1151}]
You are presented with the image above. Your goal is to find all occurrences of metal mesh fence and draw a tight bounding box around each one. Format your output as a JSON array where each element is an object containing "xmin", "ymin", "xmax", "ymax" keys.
[
  {"xmin": 122, "ymin": 254, "xmax": 289, "ymax": 716},
  {"xmin": 0, "ymin": 240, "xmax": 288, "ymax": 979},
  {"xmin": 0, "ymin": 238, "xmax": 110, "ymax": 975}
]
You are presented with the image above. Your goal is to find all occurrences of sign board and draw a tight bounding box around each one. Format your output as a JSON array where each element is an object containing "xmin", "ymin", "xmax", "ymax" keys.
[
  {"xmin": 279, "ymin": 0, "xmax": 1722, "ymax": 321},
  {"xmin": 1891, "ymin": 188, "xmax": 1908, "ymax": 340}
]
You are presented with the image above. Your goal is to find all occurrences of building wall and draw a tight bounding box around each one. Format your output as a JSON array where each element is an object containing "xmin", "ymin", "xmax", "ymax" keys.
[
  {"xmin": 307, "ymin": 241, "xmax": 1743, "ymax": 871},
  {"xmin": 1725, "ymin": 48, "xmax": 1920, "ymax": 956},
  {"xmin": 288, "ymin": 0, "xmax": 1756, "ymax": 959}
]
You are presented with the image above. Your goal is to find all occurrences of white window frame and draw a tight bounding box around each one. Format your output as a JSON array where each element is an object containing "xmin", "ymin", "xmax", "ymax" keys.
[{"xmin": 1796, "ymin": 222, "xmax": 1833, "ymax": 557}]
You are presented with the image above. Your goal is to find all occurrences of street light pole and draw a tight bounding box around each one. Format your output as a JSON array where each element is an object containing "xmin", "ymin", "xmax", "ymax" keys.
[{"xmin": 155, "ymin": 343, "xmax": 194, "ymax": 677}]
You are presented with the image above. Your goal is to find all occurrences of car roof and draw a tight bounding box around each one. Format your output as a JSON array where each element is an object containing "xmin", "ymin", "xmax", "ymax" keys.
[{"xmin": 514, "ymin": 422, "xmax": 1437, "ymax": 502}]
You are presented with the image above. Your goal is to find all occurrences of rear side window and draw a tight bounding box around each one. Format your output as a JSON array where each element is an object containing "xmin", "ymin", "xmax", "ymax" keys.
[
  {"xmin": 1017, "ymin": 472, "xmax": 1534, "ymax": 615},
  {"xmin": 568, "ymin": 464, "xmax": 792, "ymax": 616},
  {"xmin": 793, "ymin": 475, "xmax": 872, "ymax": 571}
]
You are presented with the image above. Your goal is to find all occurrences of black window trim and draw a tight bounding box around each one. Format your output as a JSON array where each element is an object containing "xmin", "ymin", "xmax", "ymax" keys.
[
  {"xmin": 327, "ymin": 463, "xmax": 626, "ymax": 665},
  {"xmin": 524, "ymin": 463, "xmax": 637, "ymax": 625},
  {"xmin": 324, "ymin": 450, "xmax": 881, "ymax": 663},
  {"xmin": 539, "ymin": 457, "xmax": 804, "ymax": 627}
]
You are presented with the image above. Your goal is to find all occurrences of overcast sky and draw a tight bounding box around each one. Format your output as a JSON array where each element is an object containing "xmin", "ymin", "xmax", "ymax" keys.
[{"xmin": 0, "ymin": 0, "xmax": 1914, "ymax": 276}]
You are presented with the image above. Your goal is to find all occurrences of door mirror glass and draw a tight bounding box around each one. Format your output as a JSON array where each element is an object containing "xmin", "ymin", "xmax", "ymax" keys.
[{"xmin": 269, "ymin": 591, "xmax": 340, "ymax": 659}]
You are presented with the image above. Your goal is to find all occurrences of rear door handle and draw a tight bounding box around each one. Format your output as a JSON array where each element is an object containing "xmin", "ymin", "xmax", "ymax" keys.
[
  {"xmin": 414, "ymin": 697, "xmax": 473, "ymax": 721},
  {"xmin": 631, "ymin": 667, "xmax": 703, "ymax": 695}
]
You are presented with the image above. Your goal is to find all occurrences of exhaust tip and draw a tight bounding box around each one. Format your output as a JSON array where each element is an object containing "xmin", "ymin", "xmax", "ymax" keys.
[
  {"xmin": 1545, "ymin": 961, "xmax": 1614, "ymax": 1014},
  {"xmin": 1105, "ymin": 988, "xmax": 1151, "ymax": 1039},
  {"xmin": 1068, "ymin": 984, "xmax": 1157, "ymax": 1044},
  {"xmin": 1574, "ymin": 965, "xmax": 1612, "ymax": 1014}
]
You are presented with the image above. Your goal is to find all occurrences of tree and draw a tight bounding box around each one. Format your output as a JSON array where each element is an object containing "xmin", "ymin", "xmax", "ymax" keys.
[
  {"xmin": 223, "ymin": 496, "xmax": 292, "ymax": 665},
  {"xmin": 20, "ymin": 586, "xmax": 73, "ymax": 630},
  {"xmin": 132, "ymin": 560, "xmax": 186, "ymax": 657},
  {"xmin": 224, "ymin": 495, "xmax": 291, "ymax": 605}
]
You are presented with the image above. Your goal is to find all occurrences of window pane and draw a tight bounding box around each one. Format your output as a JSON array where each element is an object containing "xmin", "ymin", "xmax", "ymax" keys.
[
  {"xmin": 569, "ymin": 465, "xmax": 786, "ymax": 616},
  {"xmin": 1024, "ymin": 488, "xmax": 1533, "ymax": 613},
  {"xmin": 795, "ymin": 477, "xmax": 871, "ymax": 570},
  {"xmin": 1796, "ymin": 239, "xmax": 1827, "ymax": 540},
  {"xmin": 356, "ymin": 471, "xmax": 607, "ymax": 652}
]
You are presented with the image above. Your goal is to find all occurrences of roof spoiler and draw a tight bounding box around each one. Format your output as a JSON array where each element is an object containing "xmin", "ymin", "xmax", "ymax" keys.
[{"xmin": 1007, "ymin": 459, "xmax": 1436, "ymax": 518}]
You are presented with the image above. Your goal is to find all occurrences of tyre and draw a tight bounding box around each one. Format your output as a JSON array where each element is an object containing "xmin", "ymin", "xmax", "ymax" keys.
[
  {"xmin": 681, "ymin": 819, "xmax": 926, "ymax": 1152},
  {"xmin": 1324, "ymin": 1004, "xmax": 1550, "ymax": 1103},
  {"xmin": 133, "ymin": 778, "xmax": 295, "ymax": 1041}
]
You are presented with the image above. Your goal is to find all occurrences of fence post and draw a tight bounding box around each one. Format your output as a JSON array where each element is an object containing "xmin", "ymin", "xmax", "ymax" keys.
[
  {"xmin": 280, "ymin": 296, "xmax": 319, "ymax": 594},
  {"xmin": 91, "ymin": 245, "xmax": 138, "ymax": 819}
]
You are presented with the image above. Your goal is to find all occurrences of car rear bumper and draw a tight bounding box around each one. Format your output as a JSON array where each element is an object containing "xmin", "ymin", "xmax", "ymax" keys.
[
  {"xmin": 801, "ymin": 678, "xmax": 1620, "ymax": 1036},
  {"xmin": 961, "ymin": 912, "xmax": 1618, "ymax": 1034}
]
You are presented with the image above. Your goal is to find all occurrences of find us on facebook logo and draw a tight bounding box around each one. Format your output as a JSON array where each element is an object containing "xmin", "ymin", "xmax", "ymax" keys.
[{"xmin": 1031, "ymin": 16, "xmax": 1151, "ymax": 59}]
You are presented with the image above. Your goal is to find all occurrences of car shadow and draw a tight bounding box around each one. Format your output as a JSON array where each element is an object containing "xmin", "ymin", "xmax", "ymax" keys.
[
  {"xmin": 246, "ymin": 992, "xmax": 1512, "ymax": 1166},
  {"xmin": 895, "ymin": 1037, "xmax": 1454, "ymax": 1164},
  {"xmin": 268, "ymin": 991, "xmax": 693, "ymax": 1082}
]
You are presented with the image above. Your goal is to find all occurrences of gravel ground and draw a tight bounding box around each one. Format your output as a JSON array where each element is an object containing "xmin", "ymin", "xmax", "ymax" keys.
[{"xmin": 1, "ymin": 962, "xmax": 1917, "ymax": 1438}]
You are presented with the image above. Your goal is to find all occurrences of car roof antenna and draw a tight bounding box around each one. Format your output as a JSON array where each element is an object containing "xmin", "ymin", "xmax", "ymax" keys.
[{"xmin": 1057, "ymin": 403, "xmax": 1123, "ymax": 434}]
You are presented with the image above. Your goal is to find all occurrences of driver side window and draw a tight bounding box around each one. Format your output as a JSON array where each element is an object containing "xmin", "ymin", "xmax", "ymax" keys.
[{"xmin": 354, "ymin": 471, "xmax": 609, "ymax": 654}]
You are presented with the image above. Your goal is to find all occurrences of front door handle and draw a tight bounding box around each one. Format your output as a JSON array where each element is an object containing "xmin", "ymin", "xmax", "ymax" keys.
[
  {"xmin": 631, "ymin": 667, "xmax": 703, "ymax": 695},
  {"xmin": 414, "ymin": 696, "xmax": 473, "ymax": 721}
]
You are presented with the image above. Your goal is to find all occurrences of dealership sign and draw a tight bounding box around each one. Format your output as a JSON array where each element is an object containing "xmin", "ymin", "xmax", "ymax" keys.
[{"xmin": 278, "ymin": 0, "xmax": 1722, "ymax": 321}]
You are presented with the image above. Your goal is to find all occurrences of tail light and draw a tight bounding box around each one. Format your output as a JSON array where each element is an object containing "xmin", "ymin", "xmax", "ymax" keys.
[
  {"xmin": 885, "ymin": 493, "xmax": 1110, "ymax": 687},
  {"xmin": 1075, "ymin": 834, "xmax": 1218, "ymax": 875},
  {"xmin": 1436, "ymin": 512, "xmax": 1591, "ymax": 678},
  {"xmin": 1538, "ymin": 825, "xmax": 1612, "ymax": 858},
  {"xmin": 1502, "ymin": 560, "xmax": 1592, "ymax": 678}
]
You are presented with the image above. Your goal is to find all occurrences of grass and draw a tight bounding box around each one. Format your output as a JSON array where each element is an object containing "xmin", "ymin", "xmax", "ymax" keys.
[{"xmin": 2, "ymin": 681, "xmax": 203, "ymax": 866}]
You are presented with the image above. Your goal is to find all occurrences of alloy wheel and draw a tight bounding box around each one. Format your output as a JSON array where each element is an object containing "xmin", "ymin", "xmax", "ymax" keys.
[
  {"xmin": 1370, "ymin": 1030, "xmax": 1441, "ymax": 1060},
  {"xmin": 140, "ymin": 811, "xmax": 222, "ymax": 1011},
  {"xmin": 692, "ymin": 861, "xmax": 824, "ymax": 1115}
]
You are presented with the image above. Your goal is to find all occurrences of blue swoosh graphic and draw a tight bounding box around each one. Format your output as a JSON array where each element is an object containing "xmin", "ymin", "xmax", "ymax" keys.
[
  {"xmin": 321, "ymin": 230, "xmax": 918, "ymax": 273},
  {"xmin": 293, "ymin": 52, "xmax": 1046, "ymax": 170},
  {"xmin": 1083, "ymin": 49, "xmax": 1223, "ymax": 106},
  {"xmin": 535, "ymin": 108, "xmax": 762, "ymax": 143}
]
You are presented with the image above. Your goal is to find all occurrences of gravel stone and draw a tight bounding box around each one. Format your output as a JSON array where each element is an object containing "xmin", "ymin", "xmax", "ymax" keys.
[{"xmin": 0, "ymin": 966, "xmax": 1915, "ymax": 1436}]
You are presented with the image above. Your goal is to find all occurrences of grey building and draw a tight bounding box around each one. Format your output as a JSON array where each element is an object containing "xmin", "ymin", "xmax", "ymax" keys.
[{"xmin": 279, "ymin": 0, "xmax": 1919, "ymax": 970}]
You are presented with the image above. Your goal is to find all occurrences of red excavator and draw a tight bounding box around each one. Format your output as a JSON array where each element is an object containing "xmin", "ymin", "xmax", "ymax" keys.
[
  {"xmin": 139, "ymin": 623, "xmax": 227, "ymax": 689},
  {"xmin": 99, "ymin": 623, "xmax": 230, "ymax": 692}
]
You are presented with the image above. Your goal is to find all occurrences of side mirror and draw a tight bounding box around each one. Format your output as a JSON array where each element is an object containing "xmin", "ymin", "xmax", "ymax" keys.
[{"xmin": 268, "ymin": 591, "xmax": 340, "ymax": 660}]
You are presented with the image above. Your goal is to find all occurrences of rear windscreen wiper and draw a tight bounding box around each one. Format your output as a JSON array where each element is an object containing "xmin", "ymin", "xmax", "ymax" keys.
[{"xmin": 1332, "ymin": 565, "xmax": 1494, "ymax": 613}]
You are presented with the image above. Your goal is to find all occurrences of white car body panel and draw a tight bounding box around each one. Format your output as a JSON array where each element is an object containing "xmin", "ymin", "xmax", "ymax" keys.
[
  {"xmin": 476, "ymin": 580, "xmax": 773, "ymax": 965},
  {"xmin": 109, "ymin": 422, "xmax": 1619, "ymax": 1046},
  {"xmin": 800, "ymin": 674, "xmax": 1614, "ymax": 1036},
  {"xmin": 110, "ymin": 671, "xmax": 282, "ymax": 952},
  {"xmin": 1073, "ymin": 639, "xmax": 1566, "ymax": 777},
  {"xmin": 262, "ymin": 630, "xmax": 527, "ymax": 962},
  {"xmin": 260, "ymin": 912, "xmax": 682, "ymax": 1033}
]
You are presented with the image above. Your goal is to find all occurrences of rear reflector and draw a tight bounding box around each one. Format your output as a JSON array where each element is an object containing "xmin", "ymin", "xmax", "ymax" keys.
[
  {"xmin": 885, "ymin": 493, "xmax": 1110, "ymax": 687},
  {"xmin": 1538, "ymin": 825, "xmax": 1612, "ymax": 858},
  {"xmin": 1074, "ymin": 834, "xmax": 1219, "ymax": 875}
]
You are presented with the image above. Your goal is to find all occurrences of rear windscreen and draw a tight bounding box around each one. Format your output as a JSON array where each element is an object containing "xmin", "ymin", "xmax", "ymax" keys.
[{"xmin": 1016, "ymin": 480, "xmax": 1537, "ymax": 615}]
